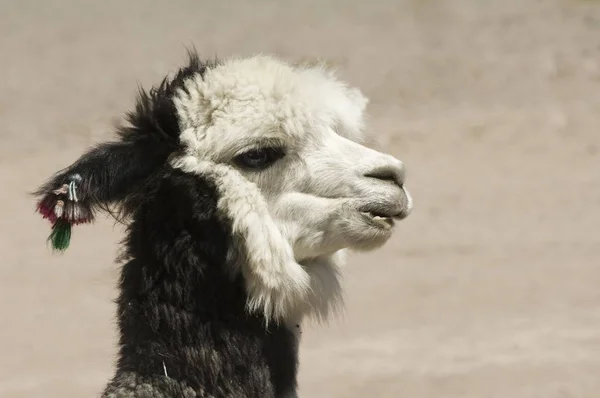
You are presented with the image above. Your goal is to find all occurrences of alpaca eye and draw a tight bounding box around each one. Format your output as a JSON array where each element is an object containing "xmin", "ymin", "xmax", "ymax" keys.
[{"xmin": 234, "ymin": 147, "xmax": 285, "ymax": 170}]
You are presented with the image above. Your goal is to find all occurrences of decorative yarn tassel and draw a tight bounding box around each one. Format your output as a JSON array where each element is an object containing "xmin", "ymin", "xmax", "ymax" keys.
[
  {"xmin": 37, "ymin": 194, "xmax": 59, "ymax": 223},
  {"xmin": 37, "ymin": 174, "xmax": 92, "ymax": 252},
  {"xmin": 49, "ymin": 218, "xmax": 72, "ymax": 251},
  {"xmin": 54, "ymin": 200, "xmax": 65, "ymax": 218}
]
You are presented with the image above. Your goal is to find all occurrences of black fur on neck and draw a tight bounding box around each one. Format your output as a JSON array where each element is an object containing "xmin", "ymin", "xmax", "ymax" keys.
[{"xmin": 102, "ymin": 167, "xmax": 298, "ymax": 397}]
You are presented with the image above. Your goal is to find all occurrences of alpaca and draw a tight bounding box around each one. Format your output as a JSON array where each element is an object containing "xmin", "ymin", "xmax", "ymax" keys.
[{"xmin": 35, "ymin": 52, "xmax": 412, "ymax": 398}]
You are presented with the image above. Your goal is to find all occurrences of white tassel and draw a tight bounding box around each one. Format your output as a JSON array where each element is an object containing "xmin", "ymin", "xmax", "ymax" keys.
[
  {"xmin": 73, "ymin": 204, "xmax": 81, "ymax": 220},
  {"xmin": 68, "ymin": 181, "xmax": 79, "ymax": 202},
  {"xmin": 53, "ymin": 184, "xmax": 69, "ymax": 196},
  {"xmin": 54, "ymin": 200, "xmax": 64, "ymax": 218}
]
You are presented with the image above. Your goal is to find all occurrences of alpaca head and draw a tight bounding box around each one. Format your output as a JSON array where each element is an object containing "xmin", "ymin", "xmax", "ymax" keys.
[
  {"xmin": 173, "ymin": 55, "xmax": 411, "ymax": 257},
  {"xmin": 35, "ymin": 53, "xmax": 412, "ymax": 325}
]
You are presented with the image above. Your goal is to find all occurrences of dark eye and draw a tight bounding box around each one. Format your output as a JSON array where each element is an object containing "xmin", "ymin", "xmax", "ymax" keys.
[{"xmin": 234, "ymin": 147, "xmax": 285, "ymax": 170}]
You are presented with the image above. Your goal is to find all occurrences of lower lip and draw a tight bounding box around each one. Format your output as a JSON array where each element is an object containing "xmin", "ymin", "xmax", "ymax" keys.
[{"xmin": 362, "ymin": 212, "xmax": 395, "ymax": 228}]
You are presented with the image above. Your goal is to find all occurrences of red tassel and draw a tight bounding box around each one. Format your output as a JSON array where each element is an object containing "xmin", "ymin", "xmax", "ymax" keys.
[{"xmin": 37, "ymin": 195, "xmax": 58, "ymax": 223}]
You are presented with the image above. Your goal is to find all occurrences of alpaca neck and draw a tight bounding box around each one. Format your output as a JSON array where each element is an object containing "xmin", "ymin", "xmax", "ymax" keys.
[
  {"xmin": 111, "ymin": 244, "xmax": 299, "ymax": 397},
  {"xmin": 105, "ymin": 169, "xmax": 299, "ymax": 397}
]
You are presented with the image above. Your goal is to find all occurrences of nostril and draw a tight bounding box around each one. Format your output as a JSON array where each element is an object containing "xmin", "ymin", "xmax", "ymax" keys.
[
  {"xmin": 364, "ymin": 162, "xmax": 405, "ymax": 187},
  {"xmin": 365, "ymin": 169, "xmax": 397, "ymax": 183}
]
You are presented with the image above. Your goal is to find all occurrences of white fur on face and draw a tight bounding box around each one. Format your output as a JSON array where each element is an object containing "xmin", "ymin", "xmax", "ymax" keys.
[
  {"xmin": 171, "ymin": 156, "xmax": 347, "ymax": 324},
  {"xmin": 172, "ymin": 55, "xmax": 412, "ymax": 324},
  {"xmin": 171, "ymin": 156, "xmax": 310, "ymax": 323}
]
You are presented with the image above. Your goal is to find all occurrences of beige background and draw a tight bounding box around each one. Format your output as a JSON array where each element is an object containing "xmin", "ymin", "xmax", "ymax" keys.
[{"xmin": 1, "ymin": 0, "xmax": 599, "ymax": 397}]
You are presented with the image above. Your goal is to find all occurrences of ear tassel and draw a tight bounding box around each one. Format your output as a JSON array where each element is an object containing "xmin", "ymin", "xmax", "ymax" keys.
[
  {"xmin": 49, "ymin": 219, "xmax": 72, "ymax": 251},
  {"xmin": 36, "ymin": 174, "xmax": 94, "ymax": 251}
]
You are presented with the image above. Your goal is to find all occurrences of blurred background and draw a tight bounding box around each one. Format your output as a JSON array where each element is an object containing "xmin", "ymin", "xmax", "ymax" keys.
[{"xmin": 1, "ymin": 0, "xmax": 599, "ymax": 397}]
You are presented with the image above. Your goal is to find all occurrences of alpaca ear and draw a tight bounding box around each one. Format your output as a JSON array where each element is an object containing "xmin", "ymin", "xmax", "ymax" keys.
[{"xmin": 35, "ymin": 138, "xmax": 171, "ymax": 252}]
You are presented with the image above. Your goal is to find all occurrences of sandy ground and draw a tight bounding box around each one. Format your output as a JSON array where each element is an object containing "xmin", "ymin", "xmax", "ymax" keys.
[{"xmin": 1, "ymin": 0, "xmax": 600, "ymax": 397}]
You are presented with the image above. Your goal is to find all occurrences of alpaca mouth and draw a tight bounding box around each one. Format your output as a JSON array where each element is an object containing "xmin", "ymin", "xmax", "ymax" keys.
[
  {"xmin": 360, "ymin": 210, "xmax": 398, "ymax": 229},
  {"xmin": 359, "ymin": 196, "xmax": 411, "ymax": 228}
]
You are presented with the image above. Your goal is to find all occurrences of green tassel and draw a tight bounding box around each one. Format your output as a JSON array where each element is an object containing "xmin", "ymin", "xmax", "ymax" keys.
[{"xmin": 49, "ymin": 219, "xmax": 72, "ymax": 252}]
